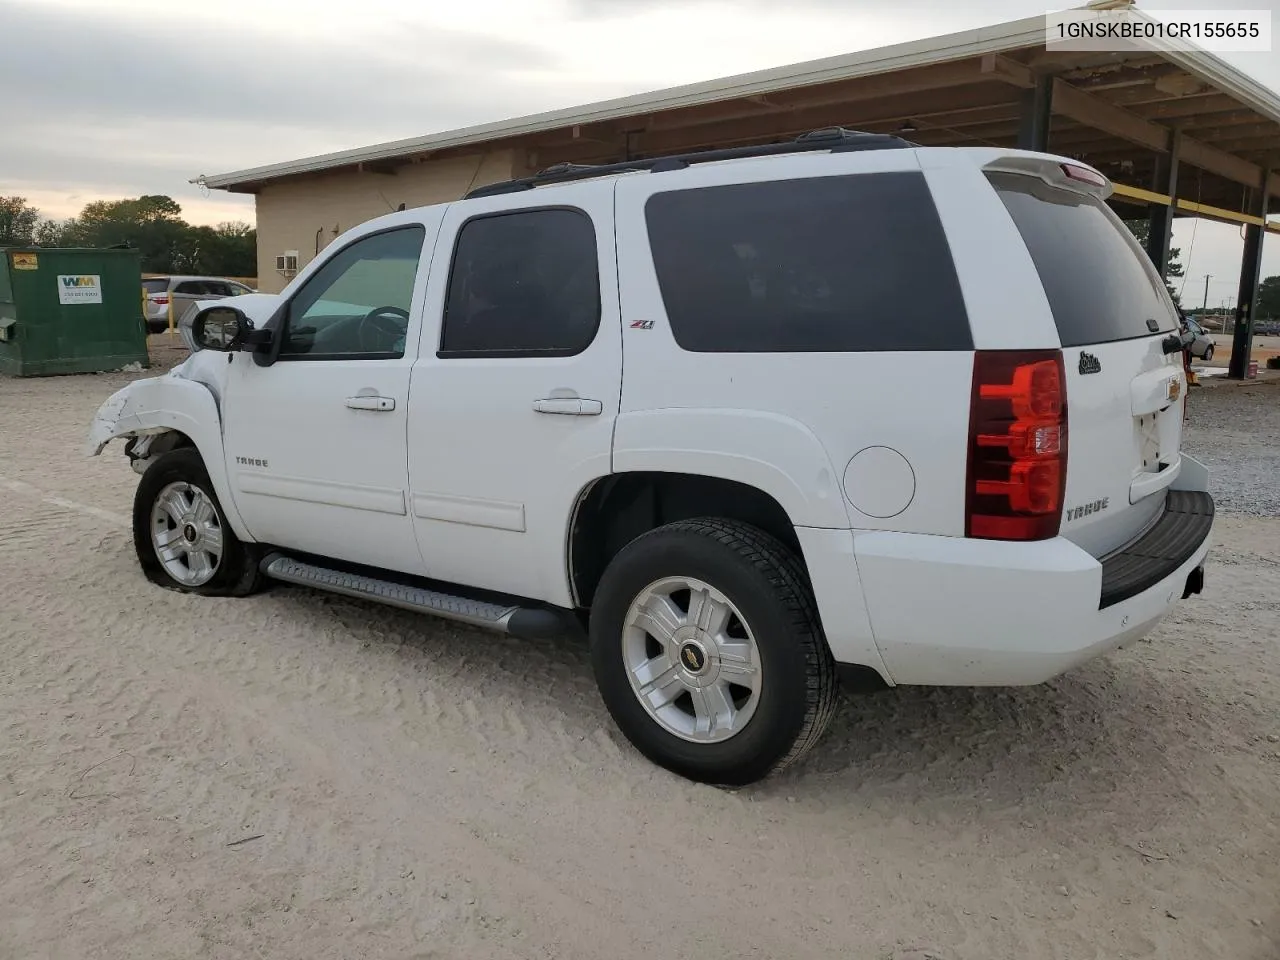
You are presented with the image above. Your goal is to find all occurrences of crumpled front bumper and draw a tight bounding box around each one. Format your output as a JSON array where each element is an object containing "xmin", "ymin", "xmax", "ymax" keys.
[{"xmin": 84, "ymin": 376, "xmax": 181, "ymax": 457}]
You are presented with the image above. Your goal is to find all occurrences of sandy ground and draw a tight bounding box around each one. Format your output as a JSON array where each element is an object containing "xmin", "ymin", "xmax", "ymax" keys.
[{"xmin": 1, "ymin": 347, "xmax": 1278, "ymax": 960}]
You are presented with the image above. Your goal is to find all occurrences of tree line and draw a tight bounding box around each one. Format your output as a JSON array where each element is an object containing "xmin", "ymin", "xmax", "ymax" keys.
[{"xmin": 1, "ymin": 195, "xmax": 256, "ymax": 278}]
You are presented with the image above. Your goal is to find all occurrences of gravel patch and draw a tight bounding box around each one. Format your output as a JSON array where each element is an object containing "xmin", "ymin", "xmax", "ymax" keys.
[{"xmin": 1182, "ymin": 379, "xmax": 1280, "ymax": 517}]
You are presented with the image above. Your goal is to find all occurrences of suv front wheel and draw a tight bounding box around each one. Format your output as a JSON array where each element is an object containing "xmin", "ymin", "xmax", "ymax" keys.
[
  {"xmin": 589, "ymin": 518, "xmax": 839, "ymax": 785},
  {"xmin": 132, "ymin": 447, "xmax": 262, "ymax": 597}
]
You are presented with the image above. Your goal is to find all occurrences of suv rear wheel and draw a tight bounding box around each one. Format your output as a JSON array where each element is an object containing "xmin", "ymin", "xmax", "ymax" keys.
[
  {"xmin": 589, "ymin": 518, "xmax": 838, "ymax": 785},
  {"xmin": 133, "ymin": 448, "xmax": 262, "ymax": 596}
]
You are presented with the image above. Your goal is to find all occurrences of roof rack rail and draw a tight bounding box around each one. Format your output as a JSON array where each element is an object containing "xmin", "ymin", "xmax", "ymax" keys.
[{"xmin": 464, "ymin": 127, "xmax": 917, "ymax": 199}]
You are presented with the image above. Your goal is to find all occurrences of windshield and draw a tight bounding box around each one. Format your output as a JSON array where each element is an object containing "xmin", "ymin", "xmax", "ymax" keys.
[{"xmin": 142, "ymin": 278, "xmax": 169, "ymax": 294}]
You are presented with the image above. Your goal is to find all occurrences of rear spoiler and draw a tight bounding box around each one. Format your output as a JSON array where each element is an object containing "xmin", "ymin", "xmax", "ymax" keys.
[{"xmin": 979, "ymin": 152, "xmax": 1113, "ymax": 201}]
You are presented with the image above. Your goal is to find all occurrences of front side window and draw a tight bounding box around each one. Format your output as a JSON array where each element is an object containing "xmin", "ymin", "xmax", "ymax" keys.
[
  {"xmin": 439, "ymin": 208, "xmax": 600, "ymax": 357},
  {"xmin": 281, "ymin": 226, "xmax": 425, "ymax": 360}
]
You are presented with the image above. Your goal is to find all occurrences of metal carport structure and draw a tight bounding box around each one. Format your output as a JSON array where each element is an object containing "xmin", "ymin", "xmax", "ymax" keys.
[{"xmin": 199, "ymin": 5, "xmax": 1279, "ymax": 376}]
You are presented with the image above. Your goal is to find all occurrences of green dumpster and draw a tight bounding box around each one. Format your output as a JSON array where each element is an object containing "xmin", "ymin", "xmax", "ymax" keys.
[{"xmin": 0, "ymin": 247, "xmax": 149, "ymax": 377}]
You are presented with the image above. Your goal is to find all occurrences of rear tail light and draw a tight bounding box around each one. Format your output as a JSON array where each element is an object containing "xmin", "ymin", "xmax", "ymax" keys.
[
  {"xmin": 966, "ymin": 350, "xmax": 1068, "ymax": 541},
  {"xmin": 151, "ymin": 295, "xmax": 169, "ymax": 305}
]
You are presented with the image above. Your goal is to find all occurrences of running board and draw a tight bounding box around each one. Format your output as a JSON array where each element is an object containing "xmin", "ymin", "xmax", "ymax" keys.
[{"xmin": 259, "ymin": 553, "xmax": 573, "ymax": 640}]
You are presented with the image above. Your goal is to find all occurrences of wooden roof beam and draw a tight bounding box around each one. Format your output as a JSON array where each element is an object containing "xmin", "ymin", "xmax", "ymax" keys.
[
  {"xmin": 644, "ymin": 57, "xmax": 1020, "ymax": 134},
  {"xmin": 1171, "ymin": 120, "xmax": 1280, "ymax": 143},
  {"xmin": 1121, "ymin": 93, "xmax": 1239, "ymax": 117},
  {"xmin": 982, "ymin": 54, "xmax": 1279, "ymax": 194},
  {"xmin": 1209, "ymin": 135, "xmax": 1280, "ymax": 154},
  {"xmin": 1149, "ymin": 106, "xmax": 1278, "ymax": 129},
  {"xmin": 634, "ymin": 86, "xmax": 1017, "ymax": 155}
]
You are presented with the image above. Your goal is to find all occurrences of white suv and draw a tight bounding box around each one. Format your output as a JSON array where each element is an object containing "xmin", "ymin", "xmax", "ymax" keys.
[{"xmin": 86, "ymin": 129, "xmax": 1213, "ymax": 785}]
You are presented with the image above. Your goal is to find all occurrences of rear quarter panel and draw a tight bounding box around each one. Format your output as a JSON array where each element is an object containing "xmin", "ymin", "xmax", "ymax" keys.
[{"xmin": 613, "ymin": 150, "xmax": 975, "ymax": 537}]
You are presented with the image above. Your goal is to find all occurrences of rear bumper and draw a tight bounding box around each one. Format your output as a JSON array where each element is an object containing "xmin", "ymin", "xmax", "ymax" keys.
[
  {"xmin": 1099, "ymin": 490, "xmax": 1213, "ymax": 608},
  {"xmin": 845, "ymin": 486, "xmax": 1213, "ymax": 688}
]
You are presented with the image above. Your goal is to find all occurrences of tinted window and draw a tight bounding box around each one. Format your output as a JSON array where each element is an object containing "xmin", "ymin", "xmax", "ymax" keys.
[
  {"xmin": 142, "ymin": 278, "xmax": 169, "ymax": 294},
  {"xmin": 281, "ymin": 226, "xmax": 425, "ymax": 359},
  {"xmin": 988, "ymin": 172, "xmax": 1177, "ymax": 347},
  {"xmin": 644, "ymin": 172, "xmax": 971, "ymax": 353},
  {"xmin": 173, "ymin": 281, "xmax": 207, "ymax": 295},
  {"xmin": 440, "ymin": 208, "xmax": 600, "ymax": 356}
]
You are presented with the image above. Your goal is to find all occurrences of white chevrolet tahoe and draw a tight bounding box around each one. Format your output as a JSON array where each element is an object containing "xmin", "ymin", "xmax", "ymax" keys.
[{"xmin": 86, "ymin": 129, "xmax": 1213, "ymax": 786}]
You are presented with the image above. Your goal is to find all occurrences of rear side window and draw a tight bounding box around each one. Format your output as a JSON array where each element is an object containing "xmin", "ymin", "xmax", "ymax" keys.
[
  {"xmin": 987, "ymin": 171, "xmax": 1177, "ymax": 347},
  {"xmin": 440, "ymin": 208, "xmax": 601, "ymax": 357},
  {"xmin": 142, "ymin": 278, "xmax": 168, "ymax": 294},
  {"xmin": 643, "ymin": 172, "xmax": 971, "ymax": 353}
]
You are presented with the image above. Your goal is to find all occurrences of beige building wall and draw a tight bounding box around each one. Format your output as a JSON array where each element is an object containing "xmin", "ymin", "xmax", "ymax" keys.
[{"xmin": 253, "ymin": 149, "xmax": 523, "ymax": 293}]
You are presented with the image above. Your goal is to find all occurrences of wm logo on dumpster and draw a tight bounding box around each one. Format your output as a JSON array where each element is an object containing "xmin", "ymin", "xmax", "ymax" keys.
[{"xmin": 56, "ymin": 274, "xmax": 103, "ymax": 305}]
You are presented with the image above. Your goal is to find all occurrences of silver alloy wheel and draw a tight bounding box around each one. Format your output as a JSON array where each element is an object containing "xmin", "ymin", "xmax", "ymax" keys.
[
  {"xmin": 621, "ymin": 576, "xmax": 762, "ymax": 743},
  {"xmin": 150, "ymin": 481, "xmax": 224, "ymax": 587}
]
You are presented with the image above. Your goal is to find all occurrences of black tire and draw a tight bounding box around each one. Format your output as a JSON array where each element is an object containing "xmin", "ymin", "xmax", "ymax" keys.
[
  {"xmin": 1203, "ymin": 345, "xmax": 1214, "ymax": 362},
  {"xmin": 133, "ymin": 447, "xmax": 262, "ymax": 597},
  {"xmin": 589, "ymin": 518, "xmax": 839, "ymax": 786}
]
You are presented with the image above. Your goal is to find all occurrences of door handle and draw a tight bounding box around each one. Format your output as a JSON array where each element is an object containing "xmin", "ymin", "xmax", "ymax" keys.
[
  {"xmin": 533, "ymin": 398, "xmax": 603, "ymax": 416},
  {"xmin": 345, "ymin": 395, "xmax": 395, "ymax": 412}
]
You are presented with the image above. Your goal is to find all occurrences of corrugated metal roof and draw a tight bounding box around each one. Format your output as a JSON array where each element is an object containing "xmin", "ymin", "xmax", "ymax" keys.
[{"xmin": 195, "ymin": 10, "xmax": 1280, "ymax": 191}]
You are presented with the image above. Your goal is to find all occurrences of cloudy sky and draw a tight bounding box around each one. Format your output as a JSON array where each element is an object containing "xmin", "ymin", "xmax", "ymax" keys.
[{"xmin": 1, "ymin": 0, "xmax": 1277, "ymax": 302}]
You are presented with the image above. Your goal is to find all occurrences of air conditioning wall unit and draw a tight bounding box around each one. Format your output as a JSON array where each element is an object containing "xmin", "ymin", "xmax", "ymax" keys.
[{"xmin": 275, "ymin": 250, "xmax": 299, "ymax": 276}]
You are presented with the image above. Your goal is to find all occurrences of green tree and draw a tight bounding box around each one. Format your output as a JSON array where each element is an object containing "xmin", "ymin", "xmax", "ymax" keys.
[
  {"xmin": 1124, "ymin": 218, "xmax": 1185, "ymax": 305},
  {"xmin": 26, "ymin": 196, "xmax": 256, "ymax": 277},
  {"xmin": 74, "ymin": 195, "xmax": 191, "ymax": 271},
  {"xmin": 0, "ymin": 196, "xmax": 40, "ymax": 246},
  {"xmin": 32, "ymin": 217, "xmax": 73, "ymax": 247},
  {"xmin": 1258, "ymin": 275, "xmax": 1280, "ymax": 320},
  {"xmin": 187, "ymin": 221, "xmax": 257, "ymax": 276}
]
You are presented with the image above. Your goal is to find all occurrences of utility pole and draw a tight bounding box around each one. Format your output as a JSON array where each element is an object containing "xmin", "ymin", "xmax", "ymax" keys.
[{"xmin": 1201, "ymin": 274, "xmax": 1212, "ymax": 311}]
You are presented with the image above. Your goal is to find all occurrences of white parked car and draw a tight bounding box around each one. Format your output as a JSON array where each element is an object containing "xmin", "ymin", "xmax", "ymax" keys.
[
  {"xmin": 1181, "ymin": 314, "xmax": 1216, "ymax": 361},
  {"xmin": 142, "ymin": 275, "xmax": 254, "ymax": 334},
  {"xmin": 86, "ymin": 130, "xmax": 1213, "ymax": 785}
]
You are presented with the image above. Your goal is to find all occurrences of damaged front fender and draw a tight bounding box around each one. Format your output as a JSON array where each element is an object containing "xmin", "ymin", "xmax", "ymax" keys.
[
  {"xmin": 83, "ymin": 373, "xmax": 254, "ymax": 542},
  {"xmin": 85, "ymin": 382, "xmax": 171, "ymax": 457}
]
